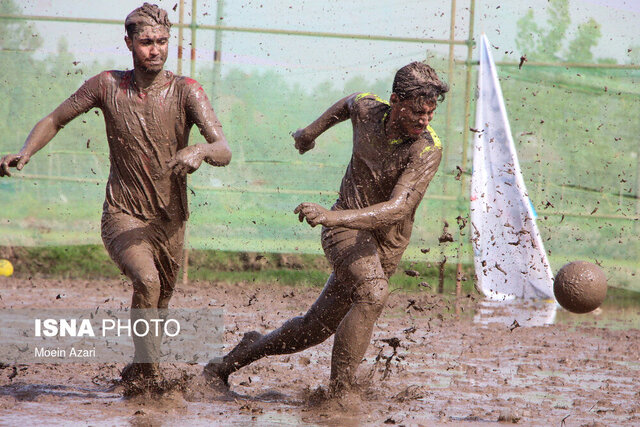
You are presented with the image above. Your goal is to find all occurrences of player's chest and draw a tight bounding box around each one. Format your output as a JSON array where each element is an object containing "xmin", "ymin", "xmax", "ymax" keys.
[
  {"xmin": 107, "ymin": 90, "xmax": 185, "ymax": 135},
  {"xmin": 353, "ymin": 133, "xmax": 411, "ymax": 175},
  {"xmin": 113, "ymin": 90, "xmax": 179, "ymax": 116}
]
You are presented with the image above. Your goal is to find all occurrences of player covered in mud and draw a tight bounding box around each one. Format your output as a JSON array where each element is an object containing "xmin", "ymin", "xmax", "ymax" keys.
[
  {"xmin": 0, "ymin": 3, "xmax": 231, "ymax": 389},
  {"xmin": 205, "ymin": 62, "xmax": 448, "ymax": 395}
]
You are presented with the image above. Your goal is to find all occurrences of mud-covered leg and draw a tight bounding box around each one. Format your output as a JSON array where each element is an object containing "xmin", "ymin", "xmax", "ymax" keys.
[
  {"xmin": 205, "ymin": 272, "xmax": 352, "ymax": 384},
  {"xmin": 119, "ymin": 246, "xmax": 162, "ymax": 381},
  {"xmin": 329, "ymin": 277, "xmax": 389, "ymax": 394}
]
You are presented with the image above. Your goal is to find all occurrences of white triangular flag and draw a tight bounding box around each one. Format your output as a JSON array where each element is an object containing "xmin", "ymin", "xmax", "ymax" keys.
[{"xmin": 470, "ymin": 34, "xmax": 554, "ymax": 300}]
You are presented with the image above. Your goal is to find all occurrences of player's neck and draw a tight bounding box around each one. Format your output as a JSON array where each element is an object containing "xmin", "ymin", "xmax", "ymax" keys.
[
  {"xmin": 132, "ymin": 67, "xmax": 166, "ymax": 92},
  {"xmin": 384, "ymin": 115, "xmax": 403, "ymax": 142}
]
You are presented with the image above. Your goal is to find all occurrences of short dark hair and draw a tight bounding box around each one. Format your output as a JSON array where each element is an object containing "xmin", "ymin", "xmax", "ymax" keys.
[
  {"xmin": 392, "ymin": 62, "xmax": 449, "ymax": 103},
  {"xmin": 125, "ymin": 3, "xmax": 171, "ymax": 39}
]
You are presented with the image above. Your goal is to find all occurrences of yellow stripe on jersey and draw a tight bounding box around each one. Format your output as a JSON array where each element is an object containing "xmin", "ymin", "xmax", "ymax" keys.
[
  {"xmin": 420, "ymin": 125, "xmax": 443, "ymax": 157},
  {"xmin": 427, "ymin": 125, "xmax": 442, "ymax": 149},
  {"xmin": 354, "ymin": 92, "xmax": 389, "ymax": 105}
]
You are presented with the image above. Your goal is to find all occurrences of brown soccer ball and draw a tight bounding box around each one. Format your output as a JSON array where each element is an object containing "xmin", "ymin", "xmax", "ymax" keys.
[{"xmin": 553, "ymin": 261, "xmax": 607, "ymax": 313}]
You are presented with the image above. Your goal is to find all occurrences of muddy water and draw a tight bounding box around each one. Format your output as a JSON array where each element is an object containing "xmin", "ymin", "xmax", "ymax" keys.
[{"xmin": 1, "ymin": 277, "xmax": 639, "ymax": 426}]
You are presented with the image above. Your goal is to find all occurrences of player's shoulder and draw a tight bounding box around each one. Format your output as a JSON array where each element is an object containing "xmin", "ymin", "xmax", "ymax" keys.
[
  {"xmin": 82, "ymin": 70, "xmax": 119, "ymax": 85},
  {"xmin": 352, "ymin": 92, "xmax": 389, "ymax": 107},
  {"xmin": 84, "ymin": 70, "xmax": 134, "ymax": 90},
  {"xmin": 98, "ymin": 70, "xmax": 129, "ymax": 82},
  {"xmin": 76, "ymin": 71, "xmax": 124, "ymax": 94},
  {"xmin": 173, "ymin": 74, "xmax": 208, "ymax": 98},
  {"xmin": 349, "ymin": 92, "xmax": 389, "ymax": 121},
  {"xmin": 174, "ymin": 74, "xmax": 202, "ymax": 89},
  {"xmin": 412, "ymin": 125, "xmax": 443, "ymax": 159}
]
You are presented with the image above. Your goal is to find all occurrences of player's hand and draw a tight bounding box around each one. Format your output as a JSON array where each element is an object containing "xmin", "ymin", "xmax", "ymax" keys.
[
  {"xmin": 0, "ymin": 153, "xmax": 30, "ymax": 177},
  {"xmin": 294, "ymin": 202, "xmax": 337, "ymax": 227},
  {"xmin": 166, "ymin": 145, "xmax": 204, "ymax": 176},
  {"xmin": 292, "ymin": 128, "xmax": 316, "ymax": 155}
]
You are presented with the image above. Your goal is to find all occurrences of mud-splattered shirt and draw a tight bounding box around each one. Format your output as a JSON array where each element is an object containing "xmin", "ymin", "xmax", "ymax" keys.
[
  {"xmin": 335, "ymin": 92, "xmax": 442, "ymax": 260},
  {"xmin": 61, "ymin": 70, "xmax": 220, "ymax": 221}
]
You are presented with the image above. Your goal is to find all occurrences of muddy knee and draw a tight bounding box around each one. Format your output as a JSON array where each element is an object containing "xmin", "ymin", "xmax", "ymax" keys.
[
  {"xmin": 130, "ymin": 269, "xmax": 161, "ymax": 308},
  {"xmin": 157, "ymin": 288, "xmax": 174, "ymax": 310},
  {"xmin": 352, "ymin": 278, "xmax": 389, "ymax": 314}
]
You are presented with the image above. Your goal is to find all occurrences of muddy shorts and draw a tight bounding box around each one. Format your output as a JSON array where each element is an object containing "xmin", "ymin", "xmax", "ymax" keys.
[
  {"xmin": 321, "ymin": 226, "xmax": 403, "ymax": 285},
  {"xmin": 101, "ymin": 211, "xmax": 186, "ymax": 299}
]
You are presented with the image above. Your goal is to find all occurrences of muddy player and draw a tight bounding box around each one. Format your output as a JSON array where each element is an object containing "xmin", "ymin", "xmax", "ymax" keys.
[
  {"xmin": 205, "ymin": 62, "xmax": 448, "ymax": 395},
  {"xmin": 0, "ymin": 3, "xmax": 231, "ymax": 386}
]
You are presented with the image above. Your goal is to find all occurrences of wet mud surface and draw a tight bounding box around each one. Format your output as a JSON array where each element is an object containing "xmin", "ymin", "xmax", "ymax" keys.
[{"xmin": 1, "ymin": 276, "xmax": 639, "ymax": 426}]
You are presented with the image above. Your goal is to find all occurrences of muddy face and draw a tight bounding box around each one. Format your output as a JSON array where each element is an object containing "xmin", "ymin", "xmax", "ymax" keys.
[
  {"xmin": 126, "ymin": 25, "xmax": 169, "ymax": 74},
  {"xmin": 389, "ymin": 95, "xmax": 437, "ymax": 140}
]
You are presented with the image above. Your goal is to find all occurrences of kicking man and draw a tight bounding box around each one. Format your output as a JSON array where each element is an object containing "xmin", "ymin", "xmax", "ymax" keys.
[
  {"xmin": 0, "ymin": 3, "xmax": 231, "ymax": 387},
  {"xmin": 205, "ymin": 62, "xmax": 448, "ymax": 395}
]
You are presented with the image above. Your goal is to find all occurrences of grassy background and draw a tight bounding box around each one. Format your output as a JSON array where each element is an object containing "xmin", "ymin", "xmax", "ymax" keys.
[
  {"xmin": 0, "ymin": 245, "xmax": 476, "ymax": 294},
  {"xmin": 2, "ymin": 245, "xmax": 638, "ymax": 310}
]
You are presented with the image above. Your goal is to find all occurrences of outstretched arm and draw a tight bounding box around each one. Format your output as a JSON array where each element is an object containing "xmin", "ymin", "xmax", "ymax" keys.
[
  {"xmin": 295, "ymin": 146, "xmax": 442, "ymax": 229},
  {"xmin": 292, "ymin": 93, "xmax": 355, "ymax": 154},
  {"xmin": 0, "ymin": 98, "xmax": 86, "ymax": 177},
  {"xmin": 167, "ymin": 83, "xmax": 231, "ymax": 176}
]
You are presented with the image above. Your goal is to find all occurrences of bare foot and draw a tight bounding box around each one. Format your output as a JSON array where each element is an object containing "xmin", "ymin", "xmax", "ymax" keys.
[
  {"xmin": 203, "ymin": 360, "xmax": 229, "ymax": 387},
  {"xmin": 304, "ymin": 383, "xmax": 362, "ymax": 412},
  {"xmin": 329, "ymin": 379, "xmax": 358, "ymax": 400},
  {"xmin": 120, "ymin": 362, "xmax": 160, "ymax": 383},
  {"xmin": 204, "ymin": 331, "xmax": 262, "ymax": 386},
  {"xmin": 119, "ymin": 362, "xmax": 164, "ymax": 397}
]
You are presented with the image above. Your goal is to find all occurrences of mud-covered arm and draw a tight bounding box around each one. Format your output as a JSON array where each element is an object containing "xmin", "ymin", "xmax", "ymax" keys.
[
  {"xmin": 170, "ymin": 82, "xmax": 231, "ymax": 175},
  {"xmin": 292, "ymin": 93, "xmax": 360, "ymax": 154},
  {"xmin": 295, "ymin": 145, "xmax": 442, "ymax": 229},
  {"xmin": 0, "ymin": 75, "xmax": 101, "ymax": 177}
]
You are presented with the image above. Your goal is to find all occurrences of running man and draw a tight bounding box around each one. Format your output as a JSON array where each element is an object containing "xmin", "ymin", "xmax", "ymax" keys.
[
  {"xmin": 205, "ymin": 62, "xmax": 448, "ymax": 395},
  {"xmin": 0, "ymin": 3, "xmax": 231, "ymax": 387}
]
